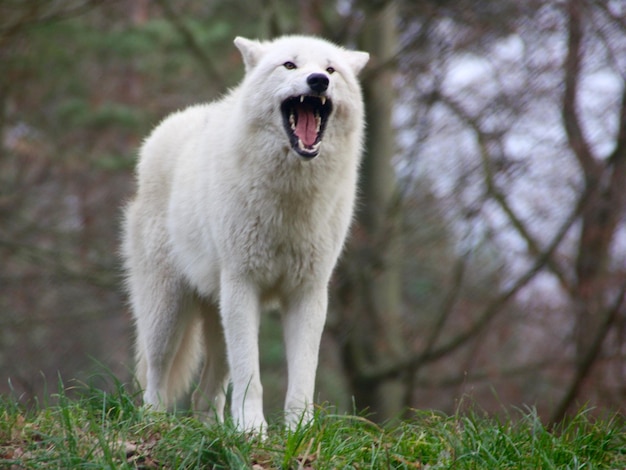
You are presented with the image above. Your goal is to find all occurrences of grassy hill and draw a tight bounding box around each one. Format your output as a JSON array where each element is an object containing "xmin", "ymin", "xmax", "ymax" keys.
[{"xmin": 1, "ymin": 381, "xmax": 624, "ymax": 469}]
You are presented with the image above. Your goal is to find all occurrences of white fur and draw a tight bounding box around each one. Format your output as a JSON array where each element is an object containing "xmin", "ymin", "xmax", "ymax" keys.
[{"xmin": 122, "ymin": 35, "xmax": 369, "ymax": 432}]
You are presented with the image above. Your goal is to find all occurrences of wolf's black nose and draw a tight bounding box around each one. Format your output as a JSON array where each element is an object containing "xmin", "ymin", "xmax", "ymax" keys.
[{"xmin": 307, "ymin": 73, "xmax": 329, "ymax": 93}]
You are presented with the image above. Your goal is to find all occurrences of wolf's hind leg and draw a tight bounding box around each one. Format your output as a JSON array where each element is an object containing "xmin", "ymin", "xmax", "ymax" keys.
[
  {"xmin": 193, "ymin": 300, "xmax": 230, "ymax": 422},
  {"xmin": 133, "ymin": 273, "xmax": 197, "ymax": 410}
]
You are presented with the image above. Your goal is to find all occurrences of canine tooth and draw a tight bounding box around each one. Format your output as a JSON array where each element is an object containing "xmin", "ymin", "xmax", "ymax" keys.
[
  {"xmin": 300, "ymin": 95, "xmax": 305, "ymax": 103},
  {"xmin": 289, "ymin": 112, "xmax": 296, "ymax": 129},
  {"xmin": 321, "ymin": 96, "xmax": 326, "ymax": 105},
  {"xmin": 312, "ymin": 142, "xmax": 321, "ymax": 152}
]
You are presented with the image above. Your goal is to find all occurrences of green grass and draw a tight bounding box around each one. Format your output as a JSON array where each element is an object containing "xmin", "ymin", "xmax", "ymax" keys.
[{"xmin": 1, "ymin": 381, "xmax": 624, "ymax": 469}]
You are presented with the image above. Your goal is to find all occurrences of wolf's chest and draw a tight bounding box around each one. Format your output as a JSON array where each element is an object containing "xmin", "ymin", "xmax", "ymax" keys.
[{"xmin": 227, "ymin": 205, "xmax": 324, "ymax": 286}]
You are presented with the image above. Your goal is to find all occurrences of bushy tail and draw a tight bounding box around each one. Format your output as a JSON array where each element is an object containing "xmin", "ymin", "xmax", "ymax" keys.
[{"xmin": 135, "ymin": 317, "xmax": 204, "ymax": 407}]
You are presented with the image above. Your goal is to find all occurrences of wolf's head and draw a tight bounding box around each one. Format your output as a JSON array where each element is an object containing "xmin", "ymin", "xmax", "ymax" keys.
[{"xmin": 234, "ymin": 36, "xmax": 369, "ymax": 160}]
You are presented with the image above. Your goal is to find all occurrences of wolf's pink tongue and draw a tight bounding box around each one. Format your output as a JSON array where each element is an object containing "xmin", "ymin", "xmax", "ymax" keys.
[{"xmin": 295, "ymin": 108, "xmax": 318, "ymax": 146}]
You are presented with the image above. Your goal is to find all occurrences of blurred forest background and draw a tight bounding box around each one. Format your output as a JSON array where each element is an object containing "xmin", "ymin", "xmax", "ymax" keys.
[{"xmin": 1, "ymin": 0, "xmax": 626, "ymax": 425}]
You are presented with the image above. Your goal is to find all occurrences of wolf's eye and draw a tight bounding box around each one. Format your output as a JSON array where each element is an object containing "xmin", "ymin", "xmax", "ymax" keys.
[
  {"xmin": 326, "ymin": 66, "xmax": 336, "ymax": 74},
  {"xmin": 283, "ymin": 61, "xmax": 297, "ymax": 70}
]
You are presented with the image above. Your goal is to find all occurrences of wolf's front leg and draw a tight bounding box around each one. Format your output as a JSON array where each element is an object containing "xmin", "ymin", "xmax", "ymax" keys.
[
  {"xmin": 282, "ymin": 287, "xmax": 328, "ymax": 429},
  {"xmin": 219, "ymin": 276, "xmax": 267, "ymax": 432}
]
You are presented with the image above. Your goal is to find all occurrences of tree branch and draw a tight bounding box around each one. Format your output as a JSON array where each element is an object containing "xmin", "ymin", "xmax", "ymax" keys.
[
  {"xmin": 358, "ymin": 182, "xmax": 593, "ymax": 383},
  {"xmin": 440, "ymin": 94, "xmax": 572, "ymax": 291},
  {"xmin": 361, "ymin": 5, "xmax": 437, "ymax": 83},
  {"xmin": 403, "ymin": 256, "xmax": 467, "ymax": 407},
  {"xmin": 422, "ymin": 256, "xmax": 467, "ymax": 358},
  {"xmin": 153, "ymin": 0, "xmax": 226, "ymax": 87},
  {"xmin": 608, "ymin": 84, "xmax": 626, "ymax": 164},
  {"xmin": 549, "ymin": 280, "xmax": 626, "ymax": 425},
  {"xmin": 414, "ymin": 359, "xmax": 570, "ymax": 389},
  {"xmin": 0, "ymin": 1, "xmax": 108, "ymax": 40},
  {"xmin": 562, "ymin": 0, "xmax": 600, "ymax": 181},
  {"xmin": 574, "ymin": 85, "xmax": 626, "ymax": 295}
]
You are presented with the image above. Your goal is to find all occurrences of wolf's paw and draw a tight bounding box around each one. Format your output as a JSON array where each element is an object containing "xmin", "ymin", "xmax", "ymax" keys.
[
  {"xmin": 285, "ymin": 407, "xmax": 314, "ymax": 432},
  {"xmin": 194, "ymin": 409, "xmax": 224, "ymax": 427},
  {"xmin": 233, "ymin": 412, "xmax": 268, "ymax": 438},
  {"xmin": 136, "ymin": 403, "xmax": 168, "ymax": 422}
]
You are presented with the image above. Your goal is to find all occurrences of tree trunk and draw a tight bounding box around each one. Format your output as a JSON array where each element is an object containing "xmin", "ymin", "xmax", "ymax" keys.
[
  {"xmin": 551, "ymin": 0, "xmax": 626, "ymax": 421},
  {"xmin": 339, "ymin": 0, "xmax": 406, "ymax": 423}
]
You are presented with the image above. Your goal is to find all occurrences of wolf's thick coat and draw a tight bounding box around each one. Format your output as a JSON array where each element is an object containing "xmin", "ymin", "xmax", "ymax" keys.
[{"xmin": 122, "ymin": 35, "xmax": 368, "ymax": 431}]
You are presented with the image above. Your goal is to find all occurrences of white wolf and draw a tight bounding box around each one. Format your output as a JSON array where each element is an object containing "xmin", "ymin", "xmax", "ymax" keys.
[{"xmin": 122, "ymin": 35, "xmax": 369, "ymax": 432}]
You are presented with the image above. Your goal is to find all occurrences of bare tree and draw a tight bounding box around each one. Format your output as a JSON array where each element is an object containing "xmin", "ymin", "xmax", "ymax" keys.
[{"xmin": 398, "ymin": 0, "xmax": 626, "ymax": 421}]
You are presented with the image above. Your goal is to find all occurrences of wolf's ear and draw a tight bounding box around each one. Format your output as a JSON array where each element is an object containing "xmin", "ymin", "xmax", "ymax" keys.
[
  {"xmin": 344, "ymin": 50, "xmax": 369, "ymax": 75},
  {"xmin": 234, "ymin": 37, "xmax": 266, "ymax": 72}
]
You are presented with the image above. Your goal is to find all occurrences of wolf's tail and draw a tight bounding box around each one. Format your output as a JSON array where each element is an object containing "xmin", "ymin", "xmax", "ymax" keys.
[{"xmin": 135, "ymin": 316, "xmax": 204, "ymax": 407}]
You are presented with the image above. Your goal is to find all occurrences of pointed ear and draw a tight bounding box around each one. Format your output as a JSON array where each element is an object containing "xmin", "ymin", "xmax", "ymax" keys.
[
  {"xmin": 234, "ymin": 37, "xmax": 266, "ymax": 72},
  {"xmin": 344, "ymin": 50, "xmax": 370, "ymax": 75}
]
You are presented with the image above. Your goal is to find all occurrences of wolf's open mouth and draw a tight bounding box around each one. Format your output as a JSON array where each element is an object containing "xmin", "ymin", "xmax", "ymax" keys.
[{"xmin": 281, "ymin": 95, "xmax": 333, "ymax": 158}]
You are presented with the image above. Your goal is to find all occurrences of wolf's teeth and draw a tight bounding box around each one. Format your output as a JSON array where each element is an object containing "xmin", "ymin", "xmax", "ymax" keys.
[
  {"xmin": 289, "ymin": 112, "xmax": 296, "ymax": 129},
  {"xmin": 300, "ymin": 95, "xmax": 305, "ymax": 103},
  {"xmin": 321, "ymin": 96, "xmax": 326, "ymax": 105},
  {"xmin": 296, "ymin": 139, "xmax": 321, "ymax": 153},
  {"xmin": 315, "ymin": 113, "xmax": 321, "ymax": 132}
]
